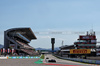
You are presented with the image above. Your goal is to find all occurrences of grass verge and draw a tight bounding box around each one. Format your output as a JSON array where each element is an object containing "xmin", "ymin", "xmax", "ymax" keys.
[
  {"xmin": 34, "ymin": 54, "xmax": 45, "ymax": 64},
  {"xmin": 40, "ymin": 54, "xmax": 45, "ymax": 59}
]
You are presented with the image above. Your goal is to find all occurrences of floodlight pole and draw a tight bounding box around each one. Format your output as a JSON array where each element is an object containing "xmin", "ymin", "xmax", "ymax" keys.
[{"xmin": 51, "ymin": 38, "xmax": 55, "ymax": 53}]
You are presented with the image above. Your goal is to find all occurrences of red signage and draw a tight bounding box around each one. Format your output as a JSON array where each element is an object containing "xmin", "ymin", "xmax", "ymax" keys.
[{"xmin": 80, "ymin": 36, "xmax": 96, "ymax": 39}]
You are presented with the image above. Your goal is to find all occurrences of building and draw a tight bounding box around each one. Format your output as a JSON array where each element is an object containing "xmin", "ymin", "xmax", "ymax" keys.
[
  {"xmin": 59, "ymin": 45, "xmax": 75, "ymax": 57},
  {"xmin": 58, "ymin": 30, "xmax": 97, "ymax": 57},
  {"xmin": 4, "ymin": 27, "xmax": 37, "ymax": 56},
  {"xmin": 74, "ymin": 31, "xmax": 96, "ymax": 49},
  {"xmin": 96, "ymin": 45, "xmax": 100, "ymax": 56}
]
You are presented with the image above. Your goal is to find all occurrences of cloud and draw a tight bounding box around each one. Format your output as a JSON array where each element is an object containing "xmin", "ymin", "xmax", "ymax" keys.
[
  {"xmin": 56, "ymin": 38, "xmax": 66, "ymax": 41},
  {"xmin": 37, "ymin": 36, "xmax": 51, "ymax": 39}
]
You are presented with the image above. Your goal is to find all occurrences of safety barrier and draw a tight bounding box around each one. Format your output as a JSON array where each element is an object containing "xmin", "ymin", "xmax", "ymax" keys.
[
  {"xmin": 0, "ymin": 56, "xmax": 40, "ymax": 59},
  {"xmin": 0, "ymin": 57, "xmax": 8, "ymax": 59},
  {"xmin": 8, "ymin": 56, "xmax": 40, "ymax": 59},
  {"xmin": 54, "ymin": 55, "xmax": 100, "ymax": 65},
  {"xmin": 0, "ymin": 54, "xmax": 43, "ymax": 59}
]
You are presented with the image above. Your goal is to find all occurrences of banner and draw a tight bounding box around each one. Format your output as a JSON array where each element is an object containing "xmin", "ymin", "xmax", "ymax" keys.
[{"xmin": 70, "ymin": 49, "xmax": 91, "ymax": 54}]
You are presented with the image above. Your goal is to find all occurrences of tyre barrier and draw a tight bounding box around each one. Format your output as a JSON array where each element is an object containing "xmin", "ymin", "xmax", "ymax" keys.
[{"xmin": 54, "ymin": 55, "xmax": 100, "ymax": 65}]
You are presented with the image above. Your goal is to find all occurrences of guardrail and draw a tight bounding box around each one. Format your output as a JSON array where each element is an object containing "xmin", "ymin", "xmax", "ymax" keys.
[{"xmin": 53, "ymin": 55, "xmax": 100, "ymax": 65}]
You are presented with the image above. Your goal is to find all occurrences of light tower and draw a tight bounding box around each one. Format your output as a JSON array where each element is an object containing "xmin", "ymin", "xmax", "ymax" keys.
[
  {"xmin": 51, "ymin": 38, "xmax": 55, "ymax": 53},
  {"xmin": 62, "ymin": 40, "xmax": 64, "ymax": 46}
]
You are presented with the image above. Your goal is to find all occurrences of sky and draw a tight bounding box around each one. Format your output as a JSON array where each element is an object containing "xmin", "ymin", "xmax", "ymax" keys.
[{"xmin": 1, "ymin": 0, "xmax": 100, "ymax": 48}]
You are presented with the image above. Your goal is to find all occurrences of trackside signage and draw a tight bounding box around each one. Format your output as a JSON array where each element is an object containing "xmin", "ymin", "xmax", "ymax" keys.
[{"xmin": 70, "ymin": 49, "xmax": 91, "ymax": 54}]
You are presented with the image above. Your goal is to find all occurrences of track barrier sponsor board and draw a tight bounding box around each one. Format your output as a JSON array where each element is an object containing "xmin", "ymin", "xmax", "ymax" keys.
[
  {"xmin": 0, "ymin": 57, "xmax": 8, "ymax": 59},
  {"xmin": 0, "ymin": 56, "xmax": 40, "ymax": 59},
  {"xmin": 0, "ymin": 54, "xmax": 43, "ymax": 59},
  {"xmin": 8, "ymin": 56, "xmax": 40, "ymax": 59},
  {"xmin": 70, "ymin": 49, "xmax": 91, "ymax": 54}
]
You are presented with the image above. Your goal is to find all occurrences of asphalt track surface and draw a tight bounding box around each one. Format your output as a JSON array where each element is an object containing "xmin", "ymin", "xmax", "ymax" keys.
[
  {"xmin": 44, "ymin": 54, "xmax": 100, "ymax": 66},
  {"xmin": 0, "ymin": 55, "xmax": 99, "ymax": 66},
  {"xmin": 0, "ymin": 58, "xmax": 60, "ymax": 66},
  {"xmin": 0, "ymin": 59, "xmax": 47, "ymax": 66}
]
